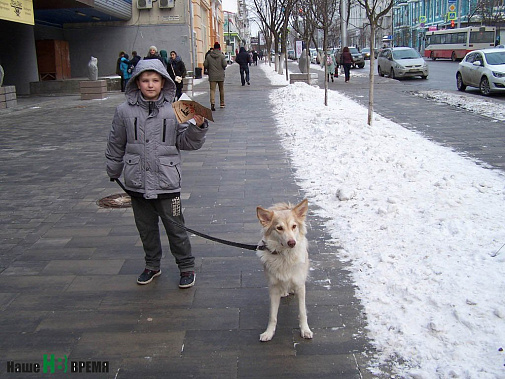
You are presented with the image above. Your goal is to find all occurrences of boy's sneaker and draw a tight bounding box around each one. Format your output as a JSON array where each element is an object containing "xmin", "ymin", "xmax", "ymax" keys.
[
  {"xmin": 137, "ymin": 269, "xmax": 161, "ymax": 285},
  {"xmin": 179, "ymin": 271, "xmax": 195, "ymax": 288}
]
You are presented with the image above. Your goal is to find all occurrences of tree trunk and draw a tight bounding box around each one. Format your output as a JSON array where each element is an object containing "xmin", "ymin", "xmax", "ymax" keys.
[{"xmin": 367, "ymin": 23, "xmax": 376, "ymax": 126}]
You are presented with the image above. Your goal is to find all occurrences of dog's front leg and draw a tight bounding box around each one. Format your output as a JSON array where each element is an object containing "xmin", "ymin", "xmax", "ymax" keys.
[
  {"xmin": 296, "ymin": 284, "xmax": 313, "ymax": 339},
  {"xmin": 260, "ymin": 287, "xmax": 281, "ymax": 342}
]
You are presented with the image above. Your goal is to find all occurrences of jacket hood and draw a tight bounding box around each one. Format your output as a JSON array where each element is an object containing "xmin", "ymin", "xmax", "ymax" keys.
[
  {"xmin": 125, "ymin": 59, "xmax": 175, "ymax": 103},
  {"xmin": 239, "ymin": 47, "xmax": 246, "ymax": 53},
  {"xmin": 160, "ymin": 50, "xmax": 168, "ymax": 59},
  {"xmin": 209, "ymin": 49, "xmax": 224, "ymax": 59},
  {"xmin": 169, "ymin": 55, "xmax": 182, "ymax": 64}
]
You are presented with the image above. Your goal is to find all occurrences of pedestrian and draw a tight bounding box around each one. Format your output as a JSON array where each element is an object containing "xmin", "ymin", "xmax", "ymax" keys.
[
  {"xmin": 326, "ymin": 53, "xmax": 335, "ymax": 82},
  {"xmin": 167, "ymin": 50, "xmax": 187, "ymax": 100},
  {"xmin": 159, "ymin": 50, "xmax": 169, "ymax": 69},
  {"xmin": 144, "ymin": 45, "xmax": 164, "ymax": 64},
  {"xmin": 203, "ymin": 42, "xmax": 227, "ymax": 111},
  {"xmin": 130, "ymin": 51, "xmax": 141, "ymax": 68},
  {"xmin": 340, "ymin": 46, "xmax": 354, "ymax": 83},
  {"xmin": 105, "ymin": 59, "xmax": 209, "ymax": 288},
  {"xmin": 204, "ymin": 48, "xmax": 213, "ymax": 75},
  {"xmin": 116, "ymin": 51, "xmax": 126, "ymax": 91},
  {"xmin": 235, "ymin": 46, "xmax": 251, "ymax": 86},
  {"xmin": 119, "ymin": 53, "xmax": 131, "ymax": 91},
  {"xmin": 252, "ymin": 50, "xmax": 258, "ymax": 65}
]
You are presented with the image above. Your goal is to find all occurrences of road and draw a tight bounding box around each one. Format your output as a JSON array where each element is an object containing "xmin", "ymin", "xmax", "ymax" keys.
[{"xmin": 371, "ymin": 58, "xmax": 505, "ymax": 101}]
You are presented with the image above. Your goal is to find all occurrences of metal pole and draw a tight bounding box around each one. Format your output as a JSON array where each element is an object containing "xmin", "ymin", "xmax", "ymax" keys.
[
  {"xmin": 188, "ymin": 0, "xmax": 195, "ymax": 96},
  {"xmin": 391, "ymin": 4, "xmax": 394, "ymax": 47},
  {"xmin": 340, "ymin": 0, "xmax": 348, "ymax": 47},
  {"xmin": 457, "ymin": 0, "xmax": 461, "ymax": 28}
]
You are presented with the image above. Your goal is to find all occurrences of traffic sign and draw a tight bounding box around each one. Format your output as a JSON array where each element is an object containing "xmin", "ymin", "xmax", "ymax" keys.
[{"xmin": 447, "ymin": 12, "xmax": 457, "ymax": 20}]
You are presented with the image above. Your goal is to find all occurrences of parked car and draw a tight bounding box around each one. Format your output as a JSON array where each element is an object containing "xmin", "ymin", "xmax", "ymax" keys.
[
  {"xmin": 309, "ymin": 48, "xmax": 319, "ymax": 64},
  {"xmin": 336, "ymin": 47, "xmax": 365, "ymax": 68},
  {"xmin": 377, "ymin": 47, "xmax": 428, "ymax": 79},
  {"xmin": 456, "ymin": 48, "xmax": 505, "ymax": 95},
  {"xmin": 361, "ymin": 47, "xmax": 371, "ymax": 60}
]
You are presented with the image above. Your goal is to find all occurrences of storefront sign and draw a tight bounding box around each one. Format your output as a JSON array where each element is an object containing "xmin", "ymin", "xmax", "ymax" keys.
[{"xmin": 0, "ymin": 0, "xmax": 34, "ymax": 25}]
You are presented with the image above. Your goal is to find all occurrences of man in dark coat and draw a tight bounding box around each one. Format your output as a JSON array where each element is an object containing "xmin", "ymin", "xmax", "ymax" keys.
[{"xmin": 235, "ymin": 46, "xmax": 252, "ymax": 86}]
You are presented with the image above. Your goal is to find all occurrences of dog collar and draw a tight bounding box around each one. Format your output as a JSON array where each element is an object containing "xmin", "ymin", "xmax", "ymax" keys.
[{"xmin": 258, "ymin": 240, "xmax": 278, "ymax": 255}]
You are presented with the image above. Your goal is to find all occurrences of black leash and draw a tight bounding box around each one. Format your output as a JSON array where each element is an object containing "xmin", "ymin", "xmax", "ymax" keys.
[{"xmin": 112, "ymin": 179, "xmax": 262, "ymax": 251}]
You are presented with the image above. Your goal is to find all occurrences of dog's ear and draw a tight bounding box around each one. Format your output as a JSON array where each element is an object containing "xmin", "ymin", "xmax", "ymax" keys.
[
  {"xmin": 293, "ymin": 199, "xmax": 309, "ymax": 220},
  {"xmin": 257, "ymin": 206, "xmax": 274, "ymax": 227}
]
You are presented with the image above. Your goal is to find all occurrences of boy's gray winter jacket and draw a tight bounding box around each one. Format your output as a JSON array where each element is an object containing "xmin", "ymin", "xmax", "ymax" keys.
[{"xmin": 106, "ymin": 59, "xmax": 208, "ymax": 199}]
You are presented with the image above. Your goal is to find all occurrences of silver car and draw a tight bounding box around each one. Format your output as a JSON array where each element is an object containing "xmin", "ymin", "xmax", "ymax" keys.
[
  {"xmin": 456, "ymin": 48, "xmax": 505, "ymax": 95},
  {"xmin": 377, "ymin": 47, "xmax": 429, "ymax": 79}
]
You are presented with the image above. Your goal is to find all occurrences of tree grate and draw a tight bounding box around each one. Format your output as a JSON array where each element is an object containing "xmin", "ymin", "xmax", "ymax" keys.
[{"xmin": 97, "ymin": 193, "xmax": 131, "ymax": 208}]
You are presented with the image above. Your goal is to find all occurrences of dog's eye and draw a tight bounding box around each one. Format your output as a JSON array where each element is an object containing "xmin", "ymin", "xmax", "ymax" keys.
[
  {"xmin": 276, "ymin": 226, "xmax": 283, "ymax": 231},
  {"xmin": 292, "ymin": 225, "xmax": 297, "ymax": 230}
]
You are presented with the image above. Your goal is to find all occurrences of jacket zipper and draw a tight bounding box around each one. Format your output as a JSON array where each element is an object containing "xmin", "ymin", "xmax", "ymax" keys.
[
  {"xmin": 162, "ymin": 119, "xmax": 166, "ymax": 142},
  {"xmin": 134, "ymin": 117, "xmax": 138, "ymax": 140}
]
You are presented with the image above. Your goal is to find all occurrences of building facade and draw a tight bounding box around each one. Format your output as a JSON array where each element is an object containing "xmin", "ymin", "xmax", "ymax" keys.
[
  {"xmin": 0, "ymin": 0, "xmax": 225, "ymax": 94},
  {"xmin": 347, "ymin": 0, "xmax": 504, "ymax": 51}
]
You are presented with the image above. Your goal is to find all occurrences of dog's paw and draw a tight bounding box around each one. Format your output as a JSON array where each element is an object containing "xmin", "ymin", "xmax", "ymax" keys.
[
  {"xmin": 259, "ymin": 330, "xmax": 274, "ymax": 342},
  {"xmin": 300, "ymin": 327, "xmax": 313, "ymax": 339}
]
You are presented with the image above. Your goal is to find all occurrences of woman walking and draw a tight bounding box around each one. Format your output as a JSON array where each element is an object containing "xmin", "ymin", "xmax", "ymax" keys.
[{"xmin": 340, "ymin": 47, "xmax": 354, "ymax": 83}]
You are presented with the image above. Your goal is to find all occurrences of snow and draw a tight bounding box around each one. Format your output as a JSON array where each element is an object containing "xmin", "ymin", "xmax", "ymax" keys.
[{"xmin": 259, "ymin": 63, "xmax": 505, "ymax": 378}]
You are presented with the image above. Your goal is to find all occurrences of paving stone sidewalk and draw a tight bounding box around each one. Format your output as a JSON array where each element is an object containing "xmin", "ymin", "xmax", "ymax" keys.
[{"xmin": 0, "ymin": 63, "xmax": 377, "ymax": 378}]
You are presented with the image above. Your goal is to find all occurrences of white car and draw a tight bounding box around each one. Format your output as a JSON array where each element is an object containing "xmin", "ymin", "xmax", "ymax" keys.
[
  {"xmin": 377, "ymin": 47, "xmax": 428, "ymax": 79},
  {"xmin": 456, "ymin": 47, "xmax": 505, "ymax": 95}
]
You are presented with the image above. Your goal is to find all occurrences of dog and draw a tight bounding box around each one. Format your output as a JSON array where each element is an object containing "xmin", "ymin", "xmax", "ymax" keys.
[{"xmin": 256, "ymin": 199, "xmax": 313, "ymax": 342}]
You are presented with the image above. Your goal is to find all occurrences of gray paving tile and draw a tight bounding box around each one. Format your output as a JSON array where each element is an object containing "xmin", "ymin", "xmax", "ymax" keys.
[{"xmin": 0, "ymin": 63, "xmax": 377, "ymax": 377}]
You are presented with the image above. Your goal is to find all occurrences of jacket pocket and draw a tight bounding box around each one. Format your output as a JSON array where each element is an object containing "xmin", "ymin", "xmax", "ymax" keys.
[
  {"xmin": 158, "ymin": 155, "xmax": 181, "ymax": 189},
  {"xmin": 124, "ymin": 154, "xmax": 143, "ymax": 188}
]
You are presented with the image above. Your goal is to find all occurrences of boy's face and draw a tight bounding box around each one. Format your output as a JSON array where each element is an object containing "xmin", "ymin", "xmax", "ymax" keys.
[{"xmin": 137, "ymin": 71, "xmax": 165, "ymax": 101}]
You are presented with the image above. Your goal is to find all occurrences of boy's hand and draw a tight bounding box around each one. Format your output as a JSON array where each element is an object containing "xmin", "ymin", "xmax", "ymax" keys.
[{"xmin": 194, "ymin": 115, "xmax": 205, "ymax": 127}]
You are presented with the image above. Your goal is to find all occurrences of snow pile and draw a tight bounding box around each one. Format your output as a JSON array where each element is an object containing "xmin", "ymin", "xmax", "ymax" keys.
[{"xmin": 260, "ymin": 64, "xmax": 505, "ymax": 378}]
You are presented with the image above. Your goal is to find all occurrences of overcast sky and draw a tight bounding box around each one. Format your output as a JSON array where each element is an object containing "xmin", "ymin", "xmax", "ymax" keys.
[{"xmin": 222, "ymin": 0, "xmax": 237, "ymax": 12}]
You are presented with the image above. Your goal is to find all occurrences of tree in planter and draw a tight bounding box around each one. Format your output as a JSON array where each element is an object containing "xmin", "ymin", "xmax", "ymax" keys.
[
  {"xmin": 355, "ymin": 0, "xmax": 395, "ymax": 126},
  {"xmin": 310, "ymin": 0, "xmax": 339, "ymax": 106},
  {"xmin": 253, "ymin": 0, "xmax": 293, "ymax": 76},
  {"xmin": 290, "ymin": 0, "xmax": 318, "ymax": 77}
]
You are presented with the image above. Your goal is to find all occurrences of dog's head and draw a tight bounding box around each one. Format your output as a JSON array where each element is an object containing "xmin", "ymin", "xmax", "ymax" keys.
[{"xmin": 256, "ymin": 199, "xmax": 308, "ymax": 249}]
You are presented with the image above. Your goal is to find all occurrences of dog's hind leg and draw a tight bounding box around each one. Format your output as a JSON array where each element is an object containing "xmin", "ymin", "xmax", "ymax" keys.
[
  {"xmin": 296, "ymin": 284, "xmax": 313, "ymax": 339},
  {"xmin": 260, "ymin": 288, "xmax": 281, "ymax": 342}
]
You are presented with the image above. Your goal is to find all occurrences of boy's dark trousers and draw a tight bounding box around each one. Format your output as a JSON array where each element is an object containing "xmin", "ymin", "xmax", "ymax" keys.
[{"xmin": 131, "ymin": 196, "xmax": 195, "ymax": 272}]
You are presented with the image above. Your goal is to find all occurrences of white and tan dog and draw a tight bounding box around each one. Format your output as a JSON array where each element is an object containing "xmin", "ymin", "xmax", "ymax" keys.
[{"xmin": 256, "ymin": 199, "xmax": 313, "ymax": 342}]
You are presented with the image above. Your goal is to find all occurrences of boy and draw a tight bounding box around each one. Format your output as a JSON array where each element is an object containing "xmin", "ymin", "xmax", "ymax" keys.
[{"xmin": 106, "ymin": 59, "xmax": 208, "ymax": 288}]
